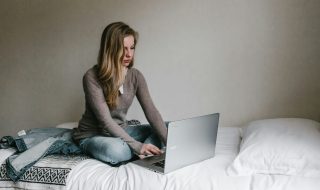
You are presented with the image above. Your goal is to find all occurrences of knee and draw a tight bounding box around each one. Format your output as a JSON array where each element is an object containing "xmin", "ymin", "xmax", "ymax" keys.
[
  {"xmin": 80, "ymin": 137, "xmax": 133, "ymax": 165},
  {"xmin": 107, "ymin": 141, "xmax": 132, "ymax": 161},
  {"xmin": 96, "ymin": 140, "xmax": 132, "ymax": 165}
]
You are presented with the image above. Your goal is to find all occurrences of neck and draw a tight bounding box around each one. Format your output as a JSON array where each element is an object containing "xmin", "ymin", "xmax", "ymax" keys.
[{"xmin": 119, "ymin": 66, "xmax": 128, "ymax": 86}]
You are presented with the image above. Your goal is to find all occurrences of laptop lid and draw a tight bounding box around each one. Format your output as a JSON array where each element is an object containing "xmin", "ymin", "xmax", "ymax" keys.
[{"xmin": 164, "ymin": 113, "xmax": 219, "ymax": 173}]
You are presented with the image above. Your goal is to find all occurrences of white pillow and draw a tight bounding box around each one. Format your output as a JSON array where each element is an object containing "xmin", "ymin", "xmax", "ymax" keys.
[
  {"xmin": 227, "ymin": 118, "xmax": 320, "ymax": 177},
  {"xmin": 56, "ymin": 122, "xmax": 78, "ymax": 129}
]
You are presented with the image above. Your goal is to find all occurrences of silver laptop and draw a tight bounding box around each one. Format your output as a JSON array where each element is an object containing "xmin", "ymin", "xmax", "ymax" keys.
[{"xmin": 132, "ymin": 113, "xmax": 220, "ymax": 174}]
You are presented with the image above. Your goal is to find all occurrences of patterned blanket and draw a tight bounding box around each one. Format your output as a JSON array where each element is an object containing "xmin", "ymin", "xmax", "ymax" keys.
[{"xmin": 0, "ymin": 149, "xmax": 89, "ymax": 190}]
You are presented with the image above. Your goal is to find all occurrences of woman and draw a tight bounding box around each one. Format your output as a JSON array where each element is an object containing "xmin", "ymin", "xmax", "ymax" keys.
[{"xmin": 72, "ymin": 22, "xmax": 167, "ymax": 166}]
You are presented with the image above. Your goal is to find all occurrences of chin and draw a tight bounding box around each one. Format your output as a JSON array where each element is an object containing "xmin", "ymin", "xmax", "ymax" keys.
[{"xmin": 123, "ymin": 62, "xmax": 131, "ymax": 67}]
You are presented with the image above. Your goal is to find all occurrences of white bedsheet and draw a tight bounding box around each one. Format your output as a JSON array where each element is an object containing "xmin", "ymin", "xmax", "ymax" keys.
[{"xmin": 66, "ymin": 127, "xmax": 320, "ymax": 190}]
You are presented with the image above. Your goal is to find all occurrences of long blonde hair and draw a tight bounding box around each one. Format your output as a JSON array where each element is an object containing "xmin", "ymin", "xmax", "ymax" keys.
[{"xmin": 96, "ymin": 22, "xmax": 138, "ymax": 109}]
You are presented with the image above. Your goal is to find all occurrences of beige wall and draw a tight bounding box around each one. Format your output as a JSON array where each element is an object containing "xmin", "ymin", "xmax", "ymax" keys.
[{"xmin": 1, "ymin": 0, "xmax": 320, "ymax": 136}]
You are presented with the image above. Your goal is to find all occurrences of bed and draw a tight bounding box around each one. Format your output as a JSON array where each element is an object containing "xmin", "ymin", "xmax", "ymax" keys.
[{"xmin": 1, "ymin": 118, "xmax": 320, "ymax": 190}]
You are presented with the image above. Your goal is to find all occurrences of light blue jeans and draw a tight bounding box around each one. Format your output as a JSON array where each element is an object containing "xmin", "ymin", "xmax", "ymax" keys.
[
  {"xmin": 79, "ymin": 124, "xmax": 163, "ymax": 166},
  {"xmin": 3, "ymin": 128, "xmax": 81, "ymax": 182}
]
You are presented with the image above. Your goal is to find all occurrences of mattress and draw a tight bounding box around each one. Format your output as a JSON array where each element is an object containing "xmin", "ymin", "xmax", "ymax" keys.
[
  {"xmin": 2, "ymin": 127, "xmax": 320, "ymax": 190},
  {"xmin": 66, "ymin": 127, "xmax": 320, "ymax": 190},
  {"xmin": 66, "ymin": 127, "xmax": 240, "ymax": 190}
]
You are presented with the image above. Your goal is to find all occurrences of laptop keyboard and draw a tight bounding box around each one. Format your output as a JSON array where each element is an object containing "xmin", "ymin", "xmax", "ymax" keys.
[{"xmin": 153, "ymin": 160, "xmax": 165, "ymax": 168}]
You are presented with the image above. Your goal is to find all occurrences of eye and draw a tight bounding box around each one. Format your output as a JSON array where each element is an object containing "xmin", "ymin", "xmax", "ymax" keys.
[{"xmin": 130, "ymin": 46, "xmax": 135, "ymax": 50}]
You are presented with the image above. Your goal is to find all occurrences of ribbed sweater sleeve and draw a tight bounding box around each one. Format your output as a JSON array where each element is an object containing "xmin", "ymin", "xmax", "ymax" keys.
[{"xmin": 135, "ymin": 70, "xmax": 168, "ymax": 144}]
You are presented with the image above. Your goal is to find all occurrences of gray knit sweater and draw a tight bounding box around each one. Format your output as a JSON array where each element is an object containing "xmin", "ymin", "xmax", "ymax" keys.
[{"xmin": 72, "ymin": 66, "xmax": 167, "ymax": 154}]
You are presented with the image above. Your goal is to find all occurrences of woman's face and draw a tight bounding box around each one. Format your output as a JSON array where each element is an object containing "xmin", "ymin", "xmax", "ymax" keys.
[{"xmin": 122, "ymin": 35, "xmax": 135, "ymax": 67}]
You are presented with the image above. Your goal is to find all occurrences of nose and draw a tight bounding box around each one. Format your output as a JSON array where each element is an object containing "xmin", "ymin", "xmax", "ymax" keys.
[
  {"xmin": 125, "ymin": 48, "xmax": 133, "ymax": 58},
  {"xmin": 126, "ymin": 50, "xmax": 132, "ymax": 57}
]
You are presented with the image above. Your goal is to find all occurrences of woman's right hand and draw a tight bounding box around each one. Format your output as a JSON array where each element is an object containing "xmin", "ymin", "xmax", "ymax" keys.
[{"xmin": 138, "ymin": 143, "xmax": 161, "ymax": 159}]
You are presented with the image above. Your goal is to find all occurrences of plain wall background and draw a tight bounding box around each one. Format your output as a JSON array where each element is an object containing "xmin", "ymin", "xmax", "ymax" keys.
[{"xmin": 1, "ymin": 0, "xmax": 319, "ymax": 136}]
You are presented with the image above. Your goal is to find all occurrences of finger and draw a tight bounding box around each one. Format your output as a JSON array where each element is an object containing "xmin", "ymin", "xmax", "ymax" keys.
[
  {"xmin": 142, "ymin": 144, "xmax": 161, "ymax": 155},
  {"xmin": 138, "ymin": 154, "xmax": 146, "ymax": 159},
  {"xmin": 147, "ymin": 144, "xmax": 161, "ymax": 151},
  {"xmin": 147, "ymin": 145, "xmax": 161, "ymax": 154},
  {"xmin": 152, "ymin": 146, "xmax": 161, "ymax": 153},
  {"xmin": 149, "ymin": 147, "xmax": 161, "ymax": 155},
  {"xmin": 145, "ymin": 150, "xmax": 153, "ymax": 155}
]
